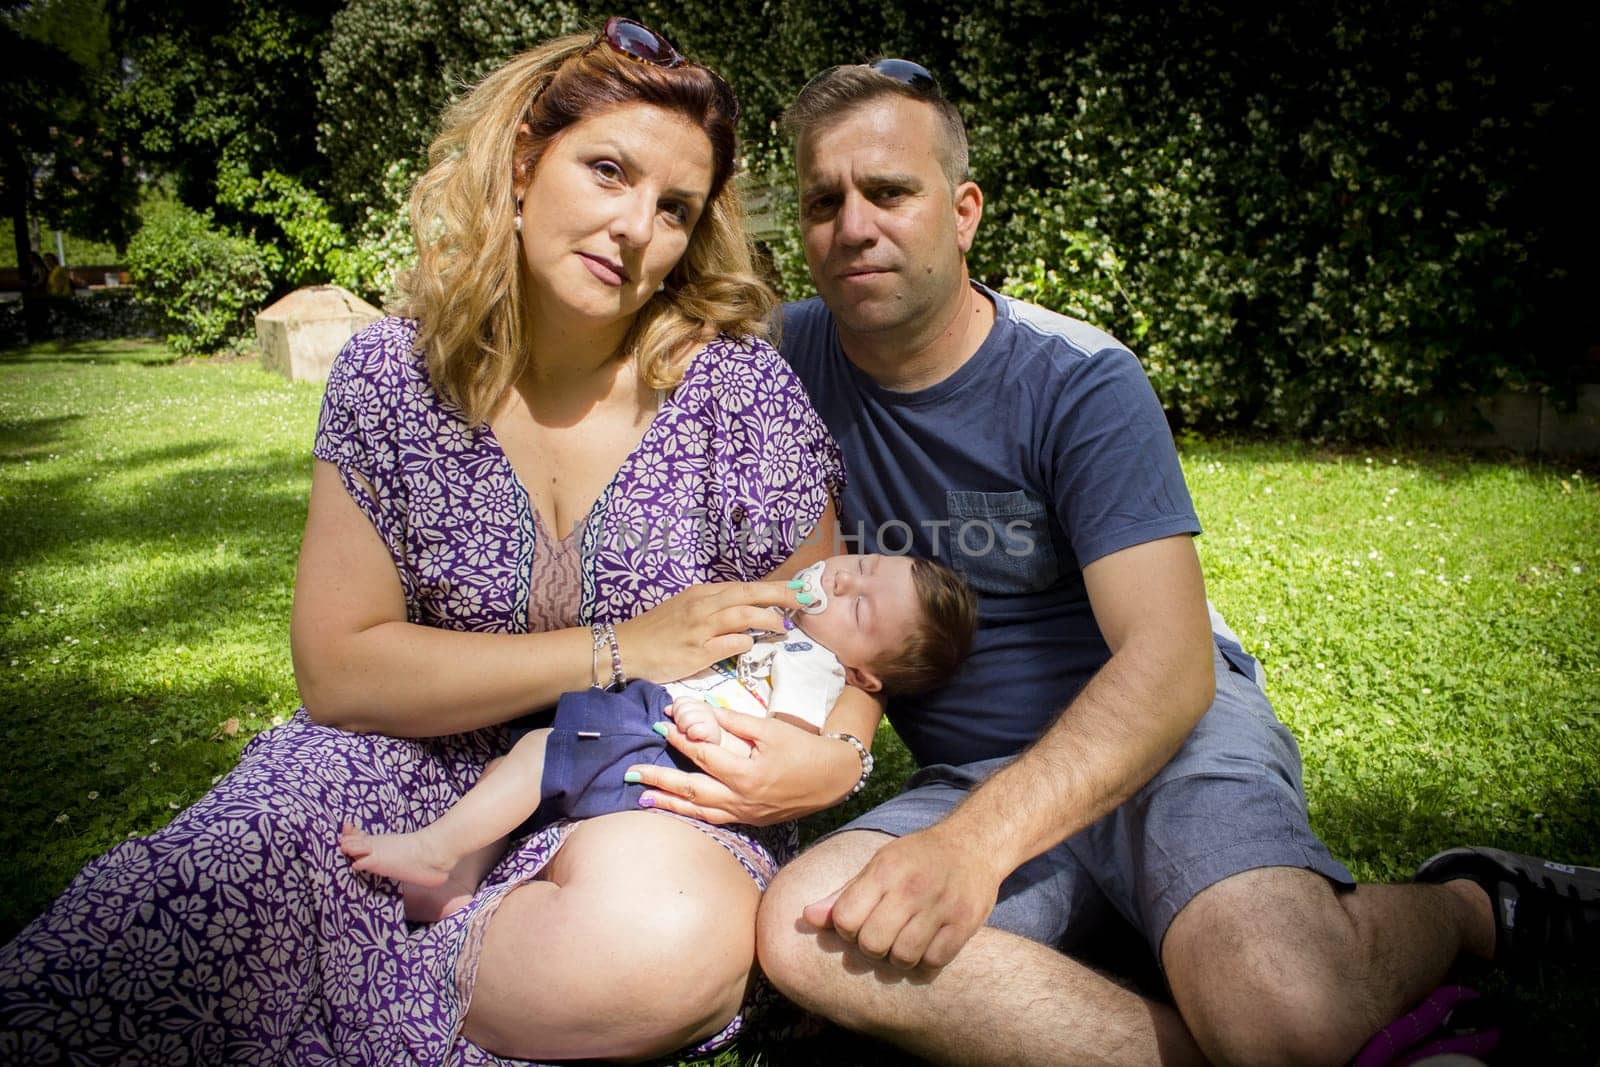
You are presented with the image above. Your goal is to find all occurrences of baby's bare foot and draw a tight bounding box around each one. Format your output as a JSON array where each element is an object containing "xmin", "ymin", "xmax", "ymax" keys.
[
  {"xmin": 339, "ymin": 821, "xmax": 455, "ymax": 888},
  {"xmin": 668, "ymin": 699, "xmax": 724, "ymax": 745}
]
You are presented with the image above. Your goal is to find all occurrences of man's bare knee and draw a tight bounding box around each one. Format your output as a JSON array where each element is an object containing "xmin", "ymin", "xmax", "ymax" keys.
[
  {"xmin": 1164, "ymin": 867, "xmax": 1384, "ymax": 1067},
  {"xmin": 1180, "ymin": 979, "xmax": 1371, "ymax": 1067}
]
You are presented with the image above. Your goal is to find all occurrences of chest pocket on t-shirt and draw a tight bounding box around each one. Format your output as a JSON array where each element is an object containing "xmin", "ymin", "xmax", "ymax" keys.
[{"xmin": 945, "ymin": 490, "xmax": 1060, "ymax": 595}]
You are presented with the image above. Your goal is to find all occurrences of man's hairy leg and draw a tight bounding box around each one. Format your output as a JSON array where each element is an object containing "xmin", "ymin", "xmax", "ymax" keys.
[
  {"xmin": 1162, "ymin": 865, "xmax": 1493, "ymax": 1067},
  {"xmin": 758, "ymin": 830, "xmax": 1205, "ymax": 1067}
]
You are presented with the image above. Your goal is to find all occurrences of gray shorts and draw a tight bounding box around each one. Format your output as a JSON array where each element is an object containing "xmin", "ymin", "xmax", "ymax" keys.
[{"xmin": 831, "ymin": 647, "xmax": 1354, "ymax": 959}]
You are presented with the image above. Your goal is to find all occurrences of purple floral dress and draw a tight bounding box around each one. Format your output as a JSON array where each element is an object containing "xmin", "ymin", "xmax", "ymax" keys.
[{"xmin": 0, "ymin": 318, "xmax": 844, "ymax": 1064}]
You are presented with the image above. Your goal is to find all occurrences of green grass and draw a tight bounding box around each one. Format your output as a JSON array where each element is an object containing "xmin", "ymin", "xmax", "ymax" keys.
[
  {"xmin": 0, "ymin": 338, "xmax": 320, "ymax": 934},
  {"xmin": 2, "ymin": 338, "xmax": 1597, "ymax": 1060},
  {"xmin": 1184, "ymin": 443, "xmax": 1600, "ymax": 882}
]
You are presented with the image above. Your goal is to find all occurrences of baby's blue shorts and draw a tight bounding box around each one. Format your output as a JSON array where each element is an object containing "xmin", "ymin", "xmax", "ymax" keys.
[{"xmin": 519, "ymin": 680, "xmax": 697, "ymax": 831}]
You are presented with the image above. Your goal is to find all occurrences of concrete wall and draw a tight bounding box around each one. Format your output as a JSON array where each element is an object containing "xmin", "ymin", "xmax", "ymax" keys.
[{"xmin": 1430, "ymin": 384, "xmax": 1600, "ymax": 458}]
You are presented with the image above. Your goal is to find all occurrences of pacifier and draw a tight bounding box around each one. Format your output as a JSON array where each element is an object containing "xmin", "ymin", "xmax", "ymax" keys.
[{"xmin": 791, "ymin": 560, "xmax": 829, "ymax": 615}]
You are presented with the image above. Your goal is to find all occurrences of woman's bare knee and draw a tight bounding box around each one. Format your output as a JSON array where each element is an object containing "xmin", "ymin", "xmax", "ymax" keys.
[
  {"xmin": 757, "ymin": 830, "xmax": 891, "ymax": 1003},
  {"xmin": 465, "ymin": 813, "xmax": 759, "ymax": 1061}
]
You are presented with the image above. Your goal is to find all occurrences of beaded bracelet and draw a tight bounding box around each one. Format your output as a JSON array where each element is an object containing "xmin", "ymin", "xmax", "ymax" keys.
[
  {"xmin": 825, "ymin": 731, "xmax": 875, "ymax": 798},
  {"xmin": 590, "ymin": 622, "xmax": 625, "ymax": 691}
]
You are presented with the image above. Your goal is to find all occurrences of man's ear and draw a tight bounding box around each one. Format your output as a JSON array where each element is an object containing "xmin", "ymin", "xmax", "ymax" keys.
[
  {"xmin": 844, "ymin": 664, "xmax": 884, "ymax": 693},
  {"xmin": 953, "ymin": 180, "xmax": 984, "ymax": 255}
]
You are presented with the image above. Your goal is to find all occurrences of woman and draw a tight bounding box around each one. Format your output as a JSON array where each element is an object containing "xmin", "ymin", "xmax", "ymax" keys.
[{"xmin": 0, "ymin": 21, "xmax": 876, "ymax": 1063}]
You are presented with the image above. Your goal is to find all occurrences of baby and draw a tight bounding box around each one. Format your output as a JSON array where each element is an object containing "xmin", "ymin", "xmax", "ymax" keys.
[{"xmin": 339, "ymin": 553, "xmax": 977, "ymax": 919}]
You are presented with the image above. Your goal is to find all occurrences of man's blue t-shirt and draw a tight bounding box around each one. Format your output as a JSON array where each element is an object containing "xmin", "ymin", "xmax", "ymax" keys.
[{"xmin": 781, "ymin": 285, "xmax": 1201, "ymax": 767}]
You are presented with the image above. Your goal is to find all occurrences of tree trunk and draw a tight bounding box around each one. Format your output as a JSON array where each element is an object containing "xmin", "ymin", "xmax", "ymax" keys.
[{"xmin": 1, "ymin": 126, "xmax": 47, "ymax": 343}]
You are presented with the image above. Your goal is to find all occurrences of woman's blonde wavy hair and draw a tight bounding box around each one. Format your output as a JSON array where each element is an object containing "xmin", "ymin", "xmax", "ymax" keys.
[{"xmin": 395, "ymin": 31, "xmax": 774, "ymax": 426}]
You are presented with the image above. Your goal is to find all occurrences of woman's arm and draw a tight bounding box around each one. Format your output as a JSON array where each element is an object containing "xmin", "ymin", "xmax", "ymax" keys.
[{"xmin": 292, "ymin": 460, "xmax": 800, "ymax": 737}]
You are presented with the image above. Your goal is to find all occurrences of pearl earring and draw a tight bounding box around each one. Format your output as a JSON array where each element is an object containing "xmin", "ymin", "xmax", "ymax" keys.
[{"xmin": 513, "ymin": 197, "xmax": 523, "ymax": 233}]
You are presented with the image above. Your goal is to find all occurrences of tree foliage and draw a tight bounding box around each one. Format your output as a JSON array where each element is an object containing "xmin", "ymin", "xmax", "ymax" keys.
[
  {"xmin": 111, "ymin": 0, "xmax": 332, "ymax": 210},
  {"xmin": 2, "ymin": 0, "xmax": 138, "ymax": 269},
  {"xmin": 707, "ymin": 0, "xmax": 1594, "ymax": 437},
  {"xmin": 316, "ymin": 0, "xmax": 591, "ymax": 228},
  {"xmin": 968, "ymin": 0, "xmax": 1595, "ymax": 435},
  {"xmin": 47, "ymin": 0, "xmax": 1591, "ymax": 431}
]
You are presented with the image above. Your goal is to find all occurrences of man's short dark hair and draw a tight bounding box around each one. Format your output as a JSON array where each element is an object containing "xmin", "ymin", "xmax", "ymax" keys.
[
  {"xmin": 873, "ymin": 557, "xmax": 978, "ymax": 696},
  {"xmin": 780, "ymin": 63, "xmax": 970, "ymax": 189}
]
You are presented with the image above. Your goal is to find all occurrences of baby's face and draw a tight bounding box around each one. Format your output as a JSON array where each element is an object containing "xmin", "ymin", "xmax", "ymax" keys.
[{"xmin": 793, "ymin": 554, "xmax": 920, "ymax": 679}]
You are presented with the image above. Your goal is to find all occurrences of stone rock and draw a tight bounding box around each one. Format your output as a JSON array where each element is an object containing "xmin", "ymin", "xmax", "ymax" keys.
[{"xmin": 256, "ymin": 285, "xmax": 383, "ymax": 382}]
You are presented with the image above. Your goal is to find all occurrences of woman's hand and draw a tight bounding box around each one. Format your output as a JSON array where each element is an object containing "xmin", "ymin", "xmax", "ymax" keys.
[
  {"xmin": 614, "ymin": 581, "xmax": 801, "ymax": 683},
  {"xmin": 626, "ymin": 687, "xmax": 883, "ymax": 825}
]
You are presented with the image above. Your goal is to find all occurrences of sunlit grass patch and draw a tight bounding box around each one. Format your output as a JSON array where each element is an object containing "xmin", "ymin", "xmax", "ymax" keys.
[
  {"xmin": 2, "ymin": 341, "xmax": 1596, "ymax": 1061},
  {"xmin": 1184, "ymin": 442, "xmax": 1599, "ymax": 883}
]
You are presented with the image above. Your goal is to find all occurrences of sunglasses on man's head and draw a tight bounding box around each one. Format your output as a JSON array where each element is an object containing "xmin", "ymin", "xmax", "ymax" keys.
[
  {"xmin": 868, "ymin": 58, "xmax": 943, "ymax": 97},
  {"xmin": 599, "ymin": 16, "xmax": 740, "ymax": 121},
  {"xmin": 800, "ymin": 57, "xmax": 946, "ymax": 102}
]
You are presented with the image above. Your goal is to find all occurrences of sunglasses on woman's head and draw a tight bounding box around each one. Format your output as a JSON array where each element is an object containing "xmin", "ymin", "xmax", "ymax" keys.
[
  {"xmin": 602, "ymin": 16, "xmax": 685, "ymax": 67},
  {"xmin": 599, "ymin": 16, "xmax": 740, "ymax": 121}
]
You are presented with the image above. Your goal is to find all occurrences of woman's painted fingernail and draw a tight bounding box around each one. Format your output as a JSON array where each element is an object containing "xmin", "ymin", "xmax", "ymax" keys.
[
  {"xmin": 638, "ymin": 794, "xmax": 656, "ymax": 809},
  {"xmin": 786, "ymin": 579, "xmax": 804, "ymax": 589},
  {"xmin": 796, "ymin": 592, "xmax": 815, "ymax": 605},
  {"xmin": 624, "ymin": 771, "xmax": 643, "ymax": 784},
  {"xmin": 651, "ymin": 722, "xmax": 670, "ymax": 737},
  {"xmin": 783, "ymin": 615, "xmax": 794, "ymax": 631}
]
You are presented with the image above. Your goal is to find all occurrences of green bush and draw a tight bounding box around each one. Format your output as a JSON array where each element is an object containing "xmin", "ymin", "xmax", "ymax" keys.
[
  {"xmin": 298, "ymin": 0, "xmax": 1590, "ymax": 440},
  {"xmin": 125, "ymin": 201, "xmax": 271, "ymax": 356},
  {"xmin": 948, "ymin": 0, "xmax": 1590, "ymax": 437},
  {"xmin": 348, "ymin": 160, "xmax": 421, "ymax": 309},
  {"xmin": 217, "ymin": 166, "xmax": 357, "ymax": 291}
]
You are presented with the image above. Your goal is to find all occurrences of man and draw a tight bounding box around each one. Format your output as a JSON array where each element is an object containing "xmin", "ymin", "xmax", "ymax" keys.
[
  {"xmin": 757, "ymin": 60, "xmax": 1598, "ymax": 1065},
  {"xmin": 43, "ymin": 253, "xmax": 73, "ymax": 298}
]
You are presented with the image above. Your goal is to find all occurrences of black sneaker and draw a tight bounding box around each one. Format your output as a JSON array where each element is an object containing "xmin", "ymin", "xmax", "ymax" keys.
[{"xmin": 1416, "ymin": 847, "xmax": 1600, "ymax": 970}]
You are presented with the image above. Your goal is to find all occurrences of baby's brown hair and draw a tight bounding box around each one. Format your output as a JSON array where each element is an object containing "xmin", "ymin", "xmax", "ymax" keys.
[{"xmin": 872, "ymin": 557, "xmax": 979, "ymax": 696}]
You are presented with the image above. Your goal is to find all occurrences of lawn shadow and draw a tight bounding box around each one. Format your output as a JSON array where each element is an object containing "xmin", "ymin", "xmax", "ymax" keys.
[
  {"xmin": 0, "ymin": 437, "xmax": 309, "ymax": 576},
  {"xmin": 0, "ymin": 338, "xmax": 178, "ymax": 367},
  {"xmin": 1308, "ymin": 760, "xmax": 1600, "ymax": 875},
  {"xmin": 0, "ymin": 665, "xmax": 294, "ymax": 941},
  {"xmin": 1308, "ymin": 772, "xmax": 1600, "ymax": 1063},
  {"xmin": 1183, "ymin": 436, "xmax": 1600, "ymax": 485},
  {"xmin": 0, "ymin": 413, "xmax": 84, "ymax": 462},
  {"xmin": 1, "ymin": 435, "xmax": 314, "ymax": 940}
]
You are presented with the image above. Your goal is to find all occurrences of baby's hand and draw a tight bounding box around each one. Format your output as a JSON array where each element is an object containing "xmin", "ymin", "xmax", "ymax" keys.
[{"xmin": 666, "ymin": 699, "xmax": 724, "ymax": 745}]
